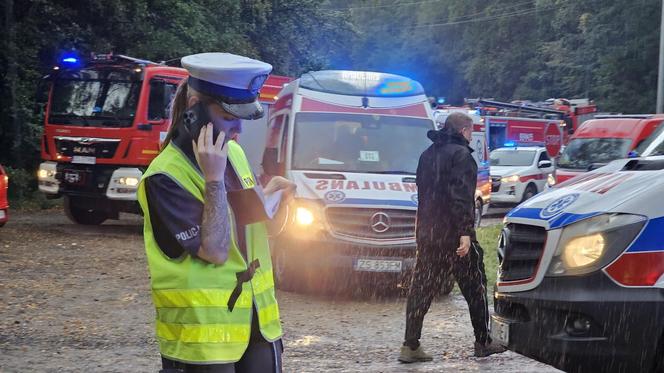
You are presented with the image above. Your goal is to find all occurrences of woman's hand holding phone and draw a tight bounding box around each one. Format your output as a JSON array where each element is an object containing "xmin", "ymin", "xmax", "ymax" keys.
[{"xmin": 193, "ymin": 123, "xmax": 228, "ymax": 183}]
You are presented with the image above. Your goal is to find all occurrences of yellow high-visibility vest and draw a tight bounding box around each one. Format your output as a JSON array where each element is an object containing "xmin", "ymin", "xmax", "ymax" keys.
[{"xmin": 137, "ymin": 141, "xmax": 282, "ymax": 364}]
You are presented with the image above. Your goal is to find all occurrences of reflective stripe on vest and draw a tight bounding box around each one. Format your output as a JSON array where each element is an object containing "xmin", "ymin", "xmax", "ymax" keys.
[{"xmin": 137, "ymin": 141, "xmax": 282, "ymax": 364}]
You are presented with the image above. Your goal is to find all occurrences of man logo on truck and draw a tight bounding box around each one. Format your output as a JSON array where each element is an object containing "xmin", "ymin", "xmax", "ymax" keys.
[{"xmin": 539, "ymin": 193, "xmax": 580, "ymax": 219}]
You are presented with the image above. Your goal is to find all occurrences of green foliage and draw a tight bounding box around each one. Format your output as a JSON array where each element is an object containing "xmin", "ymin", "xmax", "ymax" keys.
[
  {"xmin": 477, "ymin": 224, "xmax": 502, "ymax": 292},
  {"xmin": 342, "ymin": 0, "xmax": 661, "ymax": 112}
]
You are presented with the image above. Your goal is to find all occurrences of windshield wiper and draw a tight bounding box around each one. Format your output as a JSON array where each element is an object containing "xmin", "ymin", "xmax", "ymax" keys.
[
  {"xmin": 52, "ymin": 113, "xmax": 92, "ymax": 127},
  {"xmin": 94, "ymin": 114, "xmax": 132, "ymax": 127}
]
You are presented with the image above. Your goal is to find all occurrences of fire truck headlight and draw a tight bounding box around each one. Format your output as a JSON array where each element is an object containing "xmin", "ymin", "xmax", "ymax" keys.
[
  {"xmin": 501, "ymin": 175, "xmax": 520, "ymax": 183},
  {"xmin": 118, "ymin": 177, "xmax": 139, "ymax": 187},
  {"xmin": 295, "ymin": 207, "xmax": 315, "ymax": 226},
  {"xmin": 547, "ymin": 214, "xmax": 647, "ymax": 277},
  {"xmin": 562, "ymin": 234, "xmax": 605, "ymax": 268},
  {"xmin": 38, "ymin": 169, "xmax": 55, "ymax": 179}
]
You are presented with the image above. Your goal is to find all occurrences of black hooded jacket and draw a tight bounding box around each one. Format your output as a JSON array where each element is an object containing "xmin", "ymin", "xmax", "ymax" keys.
[{"xmin": 415, "ymin": 128, "xmax": 478, "ymax": 250}]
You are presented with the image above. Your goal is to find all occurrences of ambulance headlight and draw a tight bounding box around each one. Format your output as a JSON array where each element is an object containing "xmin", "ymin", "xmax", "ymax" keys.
[
  {"xmin": 289, "ymin": 200, "xmax": 325, "ymax": 231},
  {"xmin": 547, "ymin": 174, "xmax": 556, "ymax": 187},
  {"xmin": 501, "ymin": 175, "xmax": 520, "ymax": 183},
  {"xmin": 547, "ymin": 214, "xmax": 647, "ymax": 276},
  {"xmin": 562, "ymin": 233, "xmax": 605, "ymax": 268},
  {"xmin": 295, "ymin": 207, "xmax": 315, "ymax": 226}
]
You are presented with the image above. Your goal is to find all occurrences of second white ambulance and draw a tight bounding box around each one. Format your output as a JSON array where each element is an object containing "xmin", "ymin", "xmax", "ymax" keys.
[{"xmin": 242, "ymin": 70, "xmax": 441, "ymax": 292}]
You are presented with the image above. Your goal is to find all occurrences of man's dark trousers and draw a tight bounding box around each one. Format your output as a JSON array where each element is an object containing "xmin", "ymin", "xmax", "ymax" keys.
[{"xmin": 404, "ymin": 241, "xmax": 490, "ymax": 348}]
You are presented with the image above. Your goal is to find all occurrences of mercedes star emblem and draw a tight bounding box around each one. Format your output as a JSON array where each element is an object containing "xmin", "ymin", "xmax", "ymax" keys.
[{"xmin": 370, "ymin": 212, "xmax": 391, "ymax": 233}]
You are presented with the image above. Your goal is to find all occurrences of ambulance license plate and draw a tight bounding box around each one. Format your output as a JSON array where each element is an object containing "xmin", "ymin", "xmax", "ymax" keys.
[
  {"xmin": 491, "ymin": 316, "xmax": 510, "ymax": 346},
  {"xmin": 354, "ymin": 259, "xmax": 402, "ymax": 273},
  {"xmin": 72, "ymin": 156, "xmax": 96, "ymax": 165}
]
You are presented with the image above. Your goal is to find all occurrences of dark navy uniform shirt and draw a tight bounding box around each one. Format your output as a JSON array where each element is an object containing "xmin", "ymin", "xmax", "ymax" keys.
[{"xmin": 144, "ymin": 129, "xmax": 248, "ymax": 259}]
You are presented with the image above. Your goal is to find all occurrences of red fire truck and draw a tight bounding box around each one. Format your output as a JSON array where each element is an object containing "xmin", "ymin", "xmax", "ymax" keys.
[
  {"xmin": 477, "ymin": 99, "xmax": 566, "ymax": 158},
  {"xmin": 38, "ymin": 53, "xmax": 290, "ymax": 225},
  {"xmin": 0, "ymin": 165, "xmax": 8, "ymax": 227}
]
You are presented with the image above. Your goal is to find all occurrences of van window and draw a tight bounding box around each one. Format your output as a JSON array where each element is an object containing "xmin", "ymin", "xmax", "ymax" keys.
[
  {"xmin": 537, "ymin": 152, "xmax": 550, "ymax": 163},
  {"xmin": 291, "ymin": 112, "xmax": 432, "ymax": 174},
  {"xmin": 557, "ymin": 138, "xmax": 631, "ymax": 170}
]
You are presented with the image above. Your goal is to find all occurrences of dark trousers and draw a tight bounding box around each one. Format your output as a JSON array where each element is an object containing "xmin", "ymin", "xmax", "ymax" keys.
[
  {"xmin": 404, "ymin": 241, "xmax": 490, "ymax": 348},
  {"xmin": 160, "ymin": 338, "xmax": 283, "ymax": 373}
]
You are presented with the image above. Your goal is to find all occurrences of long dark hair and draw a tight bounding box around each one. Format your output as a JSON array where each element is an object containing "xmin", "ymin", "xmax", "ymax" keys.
[{"xmin": 161, "ymin": 80, "xmax": 190, "ymax": 149}]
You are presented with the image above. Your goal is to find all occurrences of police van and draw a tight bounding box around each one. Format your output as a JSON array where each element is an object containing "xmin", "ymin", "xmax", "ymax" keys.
[
  {"xmin": 239, "ymin": 70, "xmax": 439, "ymax": 292},
  {"xmin": 491, "ymin": 151, "xmax": 664, "ymax": 372}
]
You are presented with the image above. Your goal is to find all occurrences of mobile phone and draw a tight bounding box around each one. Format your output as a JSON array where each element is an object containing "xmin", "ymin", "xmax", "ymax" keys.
[{"xmin": 183, "ymin": 102, "xmax": 219, "ymax": 142}]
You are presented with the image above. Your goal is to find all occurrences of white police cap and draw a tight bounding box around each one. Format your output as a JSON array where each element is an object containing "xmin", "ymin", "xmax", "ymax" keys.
[{"xmin": 181, "ymin": 52, "xmax": 273, "ymax": 120}]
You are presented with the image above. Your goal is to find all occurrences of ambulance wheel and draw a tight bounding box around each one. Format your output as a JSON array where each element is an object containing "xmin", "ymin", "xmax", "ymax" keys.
[
  {"xmin": 474, "ymin": 199, "xmax": 483, "ymax": 228},
  {"xmin": 440, "ymin": 276, "xmax": 455, "ymax": 296},
  {"xmin": 522, "ymin": 184, "xmax": 537, "ymax": 203},
  {"xmin": 272, "ymin": 242, "xmax": 299, "ymax": 292},
  {"xmin": 64, "ymin": 196, "xmax": 108, "ymax": 225}
]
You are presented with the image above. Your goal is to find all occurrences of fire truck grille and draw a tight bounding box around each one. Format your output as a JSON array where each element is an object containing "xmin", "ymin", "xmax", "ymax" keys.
[
  {"xmin": 55, "ymin": 138, "xmax": 120, "ymax": 159},
  {"xmin": 498, "ymin": 224, "xmax": 547, "ymax": 282},
  {"xmin": 491, "ymin": 176, "xmax": 502, "ymax": 193},
  {"xmin": 325, "ymin": 207, "xmax": 416, "ymax": 240}
]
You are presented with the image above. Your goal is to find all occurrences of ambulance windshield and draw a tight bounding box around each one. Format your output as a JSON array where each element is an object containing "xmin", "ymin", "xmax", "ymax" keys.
[
  {"xmin": 292, "ymin": 112, "xmax": 433, "ymax": 174},
  {"xmin": 557, "ymin": 138, "xmax": 632, "ymax": 170},
  {"xmin": 48, "ymin": 68, "xmax": 140, "ymax": 127}
]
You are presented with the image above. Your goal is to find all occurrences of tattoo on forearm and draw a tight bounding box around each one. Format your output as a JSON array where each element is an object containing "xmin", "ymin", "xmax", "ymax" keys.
[{"xmin": 202, "ymin": 181, "xmax": 231, "ymax": 259}]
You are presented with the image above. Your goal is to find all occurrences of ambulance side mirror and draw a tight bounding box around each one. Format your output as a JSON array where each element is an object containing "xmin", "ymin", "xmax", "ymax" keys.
[{"xmin": 538, "ymin": 160, "xmax": 553, "ymax": 169}]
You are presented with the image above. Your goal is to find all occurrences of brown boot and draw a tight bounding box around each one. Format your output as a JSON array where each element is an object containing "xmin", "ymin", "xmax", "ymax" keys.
[
  {"xmin": 474, "ymin": 341, "xmax": 507, "ymax": 357},
  {"xmin": 398, "ymin": 345, "xmax": 434, "ymax": 363}
]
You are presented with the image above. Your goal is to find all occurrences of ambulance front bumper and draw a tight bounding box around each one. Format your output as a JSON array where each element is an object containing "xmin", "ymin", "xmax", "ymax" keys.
[
  {"xmin": 493, "ymin": 274, "xmax": 664, "ymax": 372},
  {"xmin": 278, "ymin": 232, "xmax": 417, "ymax": 278}
]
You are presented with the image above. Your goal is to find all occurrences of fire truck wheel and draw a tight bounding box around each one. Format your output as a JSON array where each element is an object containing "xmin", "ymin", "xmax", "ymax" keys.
[
  {"xmin": 522, "ymin": 184, "xmax": 537, "ymax": 203},
  {"xmin": 64, "ymin": 196, "xmax": 108, "ymax": 226},
  {"xmin": 474, "ymin": 199, "xmax": 483, "ymax": 228}
]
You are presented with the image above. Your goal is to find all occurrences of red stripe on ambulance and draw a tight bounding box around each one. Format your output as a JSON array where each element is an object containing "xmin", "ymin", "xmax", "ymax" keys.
[{"xmin": 315, "ymin": 180, "xmax": 417, "ymax": 192}]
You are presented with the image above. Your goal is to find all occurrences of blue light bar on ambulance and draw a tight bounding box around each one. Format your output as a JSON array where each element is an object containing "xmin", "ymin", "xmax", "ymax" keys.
[
  {"xmin": 62, "ymin": 57, "xmax": 78, "ymax": 64},
  {"xmin": 504, "ymin": 141, "xmax": 517, "ymax": 147},
  {"xmin": 299, "ymin": 70, "xmax": 425, "ymax": 97}
]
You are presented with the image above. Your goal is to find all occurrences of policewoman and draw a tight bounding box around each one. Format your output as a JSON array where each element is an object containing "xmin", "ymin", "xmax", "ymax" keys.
[{"xmin": 137, "ymin": 53, "xmax": 295, "ymax": 373}]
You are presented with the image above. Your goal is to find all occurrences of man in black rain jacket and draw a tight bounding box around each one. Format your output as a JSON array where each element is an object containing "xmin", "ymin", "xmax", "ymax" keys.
[{"xmin": 399, "ymin": 112, "xmax": 505, "ymax": 363}]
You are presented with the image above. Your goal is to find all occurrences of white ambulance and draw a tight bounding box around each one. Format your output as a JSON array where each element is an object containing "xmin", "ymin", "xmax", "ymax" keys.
[
  {"xmin": 492, "ymin": 153, "xmax": 664, "ymax": 372},
  {"xmin": 241, "ymin": 70, "xmax": 440, "ymax": 292}
]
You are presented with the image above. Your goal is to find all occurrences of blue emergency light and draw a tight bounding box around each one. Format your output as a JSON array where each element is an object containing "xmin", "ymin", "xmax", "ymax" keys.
[
  {"xmin": 437, "ymin": 97, "xmax": 446, "ymax": 104},
  {"xmin": 504, "ymin": 141, "xmax": 517, "ymax": 147},
  {"xmin": 62, "ymin": 57, "xmax": 78, "ymax": 64}
]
